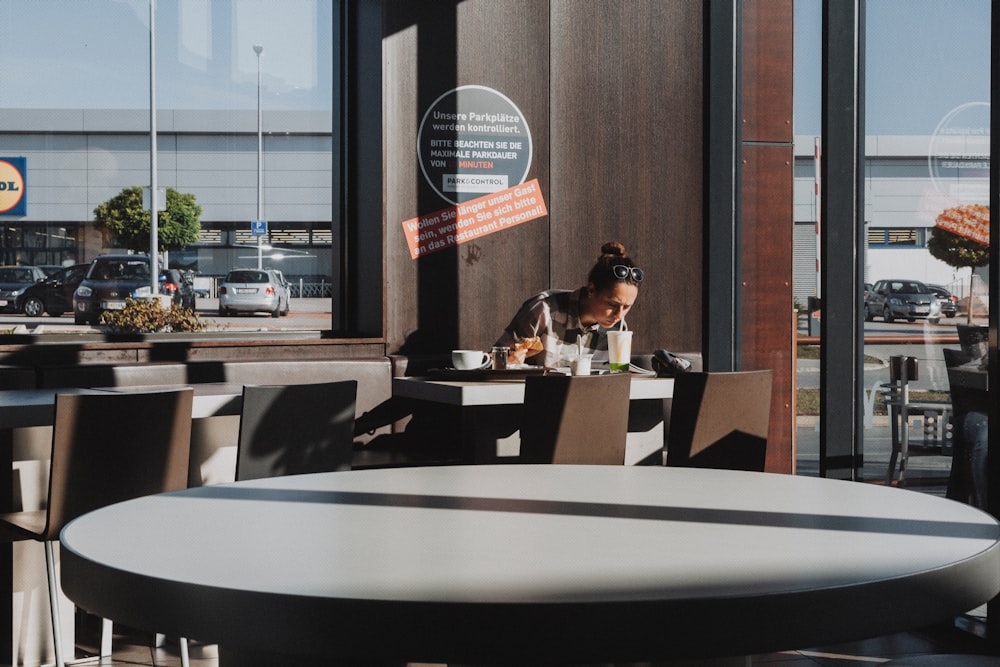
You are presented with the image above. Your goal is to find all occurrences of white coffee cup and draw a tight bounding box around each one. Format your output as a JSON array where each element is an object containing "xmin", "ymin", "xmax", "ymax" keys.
[
  {"xmin": 571, "ymin": 354, "xmax": 593, "ymax": 376},
  {"xmin": 452, "ymin": 349, "xmax": 490, "ymax": 370}
]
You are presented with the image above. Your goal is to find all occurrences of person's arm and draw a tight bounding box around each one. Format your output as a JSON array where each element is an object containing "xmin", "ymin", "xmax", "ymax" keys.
[{"xmin": 495, "ymin": 298, "xmax": 550, "ymax": 365}]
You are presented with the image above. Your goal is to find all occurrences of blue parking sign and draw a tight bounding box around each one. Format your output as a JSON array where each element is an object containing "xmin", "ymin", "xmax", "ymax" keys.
[{"xmin": 251, "ymin": 220, "xmax": 267, "ymax": 236}]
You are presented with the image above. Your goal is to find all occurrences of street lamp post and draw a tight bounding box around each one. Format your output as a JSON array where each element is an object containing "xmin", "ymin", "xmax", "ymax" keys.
[
  {"xmin": 149, "ymin": 0, "xmax": 159, "ymax": 295},
  {"xmin": 254, "ymin": 44, "xmax": 264, "ymax": 270}
]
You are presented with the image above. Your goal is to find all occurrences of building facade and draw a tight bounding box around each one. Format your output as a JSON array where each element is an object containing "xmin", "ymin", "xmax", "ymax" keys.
[{"xmin": 0, "ymin": 108, "xmax": 334, "ymax": 286}]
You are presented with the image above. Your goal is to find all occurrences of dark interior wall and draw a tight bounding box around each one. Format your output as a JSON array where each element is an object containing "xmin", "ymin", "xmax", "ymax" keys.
[
  {"xmin": 381, "ymin": 0, "xmax": 794, "ymax": 471},
  {"xmin": 549, "ymin": 1, "xmax": 703, "ymax": 353},
  {"xmin": 383, "ymin": 0, "xmax": 704, "ymax": 355},
  {"xmin": 383, "ymin": 1, "xmax": 552, "ymax": 355}
]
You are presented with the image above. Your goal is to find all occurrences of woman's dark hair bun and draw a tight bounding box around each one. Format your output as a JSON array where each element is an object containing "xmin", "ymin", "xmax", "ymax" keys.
[{"xmin": 600, "ymin": 241, "xmax": 627, "ymax": 258}]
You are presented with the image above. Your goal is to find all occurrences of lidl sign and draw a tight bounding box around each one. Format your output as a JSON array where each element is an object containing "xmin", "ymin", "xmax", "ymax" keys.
[{"xmin": 0, "ymin": 158, "xmax": 26, "ymax": 216}]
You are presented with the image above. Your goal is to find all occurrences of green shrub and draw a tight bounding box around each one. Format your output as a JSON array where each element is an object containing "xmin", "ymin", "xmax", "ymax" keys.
[{"xmin": 99, "ymin": 297, "xmax": 205, "ymax": 333}]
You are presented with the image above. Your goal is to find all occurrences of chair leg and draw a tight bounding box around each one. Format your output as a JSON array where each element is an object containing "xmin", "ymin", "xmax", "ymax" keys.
[
  {"xmin": 100, "ymin": 617, "xmax": 113, "ymax": 656},
  {"xmin": 43, "ymin": 541, "xmax": 65, "ymax": 667},
  {"xmin": 156, "ymin": 632, "xmax": 190, "ymax": 666},
  {"xmin": 898, "ymin": 407, "xmax": 910, "ymax": 485},
  {"xmin": 886, "ymin": 404, "xmax": 901, "ymax": 485}
]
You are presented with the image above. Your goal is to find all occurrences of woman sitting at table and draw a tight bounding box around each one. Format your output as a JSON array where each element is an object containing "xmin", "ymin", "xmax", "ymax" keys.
[{"xmin": 495, "ymin": 241, "xmax": 642, "ymax": 367}]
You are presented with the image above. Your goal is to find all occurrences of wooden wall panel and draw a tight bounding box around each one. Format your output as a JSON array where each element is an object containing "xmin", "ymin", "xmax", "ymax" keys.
[
  {"xmin": 384, "ymin": 0, "xmax": 703, "ymax": 357},
  {"xmin": 741, "ymin": 0, "xmax": 795, "ymax": 472},
  {"xmin": 383, "ymin": 0, "xmax": 550, "ymax": 354},
  {"xmin": 549, "ymin": 1, "xmax": 704, "ymax": 354},
  {"xmin": 742, "ymin": 0, "xmax": 794, "ymax": 142},
  {"xmin": 741, "ymin": 145, "xmax": 794, "ymax": 473}
]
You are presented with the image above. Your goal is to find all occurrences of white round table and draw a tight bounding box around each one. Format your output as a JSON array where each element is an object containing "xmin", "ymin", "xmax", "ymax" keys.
[{"xmin": 59, "ymin": 465, "xmax": 1000, "ymax": 664}]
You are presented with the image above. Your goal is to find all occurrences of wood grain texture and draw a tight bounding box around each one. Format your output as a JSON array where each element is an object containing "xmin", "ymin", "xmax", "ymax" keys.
[
  {"xmin": 550, "ymin": 0, "xmax": 704, "ymax": 354},
  {"xmin": 742, "ymin": 0, "xmax": 794, "ymax": 143}
]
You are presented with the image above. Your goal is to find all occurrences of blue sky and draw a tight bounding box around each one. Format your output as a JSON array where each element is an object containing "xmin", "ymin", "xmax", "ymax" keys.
[
  {"xmin": 794, "ymin": 0, "xmax": 991, "ymax": 136},
  {"xmin": 0, "ymin": 0, "xmax": 989, "ymax": 132},
  {"xmin": 0, "ymin": 0, "xmax": 333, "ymax": 111}
]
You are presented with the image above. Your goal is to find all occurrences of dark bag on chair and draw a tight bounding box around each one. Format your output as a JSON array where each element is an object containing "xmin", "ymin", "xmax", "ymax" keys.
[{"xmin": 652, "ymin": 349, "xmax": 692, "ymax": 377}]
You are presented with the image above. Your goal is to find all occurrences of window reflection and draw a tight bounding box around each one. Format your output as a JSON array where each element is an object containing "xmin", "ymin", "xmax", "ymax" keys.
[
  {"xmin": 793, "ymin": 0, "xmax": 991, "ymax": 494},
  {"xmin": 0, "ymin": 0, "xmax": 335, "ymax": 324}
]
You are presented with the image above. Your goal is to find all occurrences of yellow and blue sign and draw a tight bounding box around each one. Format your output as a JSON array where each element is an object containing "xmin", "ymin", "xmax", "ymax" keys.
[{"xmin": 0, "ymin": 157, "xmax": 26, "ymax": 216}]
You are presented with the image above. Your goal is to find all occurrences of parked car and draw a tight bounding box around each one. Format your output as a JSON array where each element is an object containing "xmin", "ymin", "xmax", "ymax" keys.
[
  {"xmin": 73, "ymin": 254, "xmax": 177, "ymax": 325},
  {"xmin": 928, "ymin": 284, "xmax": 958, "ymax": 318},
  {"xmin": 19, "ymin": 263, "xmax": 89, "ymax": 317},
  {"xmin": 218, "ymin": 268, "xmax": 290, "ymax": 317},
  {"xmin": 864, "ymin": 278, "xmax": 941, "ymax": 324},
  {"xmin": 0, "ymin": 265, "xmax": 48, "ymax": 314},
  {"xmin": 159, "ymin": 268, "xmax": 197, "ymax": 311}
]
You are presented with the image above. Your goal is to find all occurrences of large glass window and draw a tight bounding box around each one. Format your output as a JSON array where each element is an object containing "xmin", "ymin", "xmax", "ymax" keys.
[
  {"xmin": 0, "ymin": 0, "xmax": 337, "ymax": 330},
  {"xmin": 794, "ymin": 0, "xmax": 991, "ymax": 496}
]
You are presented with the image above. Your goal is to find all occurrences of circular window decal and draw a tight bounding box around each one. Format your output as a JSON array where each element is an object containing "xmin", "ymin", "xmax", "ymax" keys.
[
  {"xmin": 417, "ymin": 85, "xmax": 532, "ymax": 205},
  {"xmin": 928, "ymin": 102, "xmax": 990, "ymax": 204}
]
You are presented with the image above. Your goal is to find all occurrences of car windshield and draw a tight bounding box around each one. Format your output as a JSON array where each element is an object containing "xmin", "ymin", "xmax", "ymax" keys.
[
  {"xmin": 0, "ymin": 268, "xmax": 36, "ymax": 282},
  {"xmin": 889, "ymin": 282, "xmax": 929, "ymax": 294},
  {"xmin": 227, "ymin": 271, "xmax": 270, "ymax": 284},
  {"xmin": 89, "ymin": 259, "xmax": 150, "ymax": 280}
]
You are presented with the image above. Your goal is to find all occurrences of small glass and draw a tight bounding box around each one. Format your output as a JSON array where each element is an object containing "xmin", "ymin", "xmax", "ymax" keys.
[{"xmin": 491, "ymin": 346, "xmax": 510, "ymax": 370}]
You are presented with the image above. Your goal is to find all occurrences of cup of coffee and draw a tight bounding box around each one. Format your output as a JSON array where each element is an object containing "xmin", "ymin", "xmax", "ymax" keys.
[
  {"xmin": 606, "ymin": 330, "xmax": 632, "ymax": 373},
  {"xmin": 452, "ymin": 349, "xmax": 490, "ymax": 370}
]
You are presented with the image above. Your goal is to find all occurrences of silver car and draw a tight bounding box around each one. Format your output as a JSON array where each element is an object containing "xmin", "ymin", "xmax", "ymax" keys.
[
  {"xmin": 218, "ymin": 269, "xmax": 290, "ymax": 317},
  {"xmin": 864, "ymin": 278, "xmax": 941, "ymax": 324}
]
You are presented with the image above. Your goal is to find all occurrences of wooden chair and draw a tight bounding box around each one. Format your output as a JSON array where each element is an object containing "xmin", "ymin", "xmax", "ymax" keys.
[
  {"xmin": 665, "ymin": 370, "xmax": 772, "ymax": 471},
  {"xmin": 236, "ymin": 380, "xmax": 358, "ymax": 481},
  {"xmin": 519, "ymin": 373, "xmax": 631, "ymax": 464},
  {"xmin": 0, "ymin": 388, "xmax": 193, "ymax": 667}
]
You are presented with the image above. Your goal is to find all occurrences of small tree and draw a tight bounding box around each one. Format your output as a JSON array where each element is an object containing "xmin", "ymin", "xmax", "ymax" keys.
[
  {"xmin": 94, "ymin": 186, "xmax": 202, "ymax": 253},
  {"xmin": 927, "ymin": 204, "xmax": 989, "ymax": 323}
]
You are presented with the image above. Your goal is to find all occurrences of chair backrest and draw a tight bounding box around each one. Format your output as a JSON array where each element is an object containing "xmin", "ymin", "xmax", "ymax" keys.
[
  {"xmin": 236, "ymin": 380, "xmax": 358, "ymax": 481},
  {"xmin": 666, "ymin": 370, "xmax": 772, "ymax": 471},
  {"xmin": 44, "ymin": 388, "xmax": 193, "ymax": 540},
  {"xmin": 944, "ymin": 348, "xmax": 989, "ymax": 417},
  {"xmin": 519, "ymin": 373, "xmax": 631, "ymax": 465}
]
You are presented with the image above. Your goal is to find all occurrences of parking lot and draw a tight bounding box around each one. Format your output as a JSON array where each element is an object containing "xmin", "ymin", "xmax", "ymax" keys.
[{"xmin": 0, "ymin": 297, "xmax": 334, "ymax": 333}]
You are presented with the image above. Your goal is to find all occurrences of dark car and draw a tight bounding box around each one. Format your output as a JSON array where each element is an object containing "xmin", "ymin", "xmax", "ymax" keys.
[
  {"xmin": 928, "ymin": 284, "xmax": 958, "ymax": 318},
  {"xmin": 36, "ymin": 264, "xmax": 66, "ymax": 277},
  {"xmin": 19, "ymin": 263, "xmax": 89, "ymax": 317},
  {"xmin": 73, "ymin": 254, "xmax": 158, "ymax": 325},
  {"xmin": 160, "ymin": 268, "xmax": 197, "ymax": 311},
  {"xmin": 0, "ymin": 265, "xmax": 48, "ymax": 314},
  {"xmin": 864, "ymin": 278, "xmax": 941, "ymax": 324}
]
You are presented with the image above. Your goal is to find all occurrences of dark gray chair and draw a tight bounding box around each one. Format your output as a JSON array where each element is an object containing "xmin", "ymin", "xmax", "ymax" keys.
[
  {"xmin": 666, "ymin": 370, "xmax": 772, "ymax": 471},
  {"xmin": 944, "ymin": 347, "xmax": 988, "ymax": 508},
  {"xmin": 519, "ymin": 373, "xmax": 632, "ymax": 464},
  {"xmin": 884, "ymin": 355, "xmax": 953, "ymax": 486},
  {"xmin": 0, "ymin": 388, "xmax": 194, "ymax": 667},
  {"xmin": 236, "ymin": 380, "xmax": 358, "ymax": 481}
]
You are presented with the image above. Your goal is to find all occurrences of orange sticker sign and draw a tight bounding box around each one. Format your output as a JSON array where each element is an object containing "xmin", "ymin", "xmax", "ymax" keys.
[
  {"xmin": 934, "ymin": 204, "xmax": 989, "ymax": 246},
  {"xmin": 401, "ymin": 179, "xmax": 547, "ymax": 259}
]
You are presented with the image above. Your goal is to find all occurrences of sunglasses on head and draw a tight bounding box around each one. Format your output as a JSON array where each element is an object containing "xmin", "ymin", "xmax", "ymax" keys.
[{"xmin": 612, "ymin": 264, "xmax": 644, "ymax": 283}]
